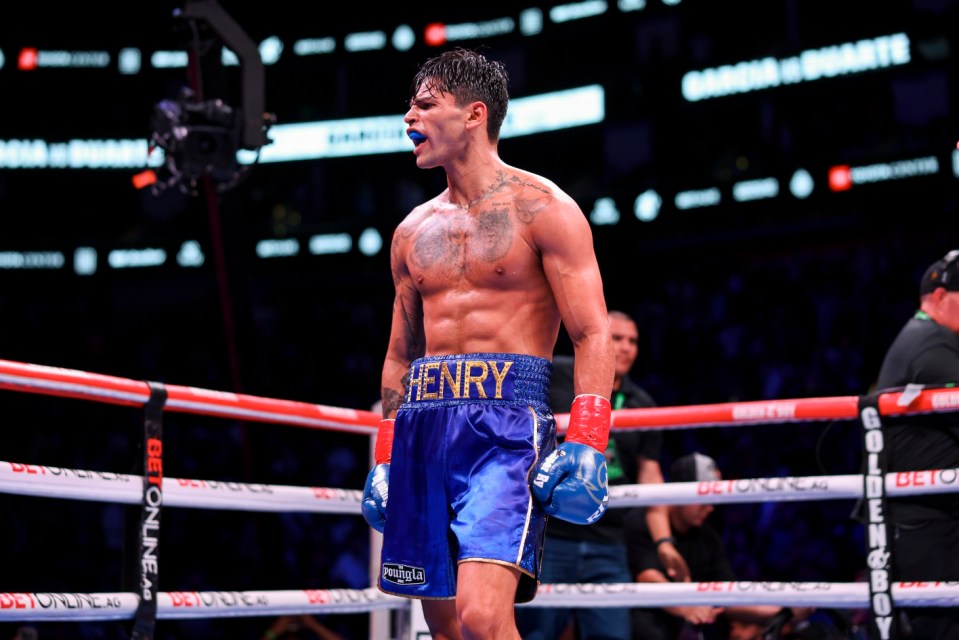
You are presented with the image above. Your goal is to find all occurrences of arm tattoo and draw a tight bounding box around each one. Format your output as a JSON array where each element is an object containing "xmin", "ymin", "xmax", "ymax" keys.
[{"xmin": 381, "ymin": 382, "xmax": 405, "ymax": 417}]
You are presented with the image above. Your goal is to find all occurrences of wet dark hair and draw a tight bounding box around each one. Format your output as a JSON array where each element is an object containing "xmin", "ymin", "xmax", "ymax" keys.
[{"xmin": 410, "ymin": 47, "xmax": 510, "ymax": 142}]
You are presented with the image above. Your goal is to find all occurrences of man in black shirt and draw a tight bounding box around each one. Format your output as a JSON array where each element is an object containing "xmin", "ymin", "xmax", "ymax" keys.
[
  {"xmin": 875, "ymin": 250, "xmax": 959, "ymax": 638},
  {"xmin": 625, "ymin": 453, "xmax": 811, "ymax": 640},
  {"xmin": 518, "ymin": 310, "xmax": 685, "ymax": 639}
]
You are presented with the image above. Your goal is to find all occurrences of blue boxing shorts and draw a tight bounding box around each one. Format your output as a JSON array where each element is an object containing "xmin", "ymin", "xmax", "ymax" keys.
[{"xmin": 378, "ymin": 353, "xmax": 556, "ymax": 603}]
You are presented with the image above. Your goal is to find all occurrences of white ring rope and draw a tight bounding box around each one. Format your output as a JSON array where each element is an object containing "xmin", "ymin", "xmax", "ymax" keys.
[
  {"xmin": 520, "ymin": 581, "xmax": 959, "ymax": 608},
  {"xmin": 3, "ymin": 582, "xmax": 959, "ymax": 622},
  {"xmin": 3, "ymin": 459, "xmax": 958, "ymax": 511},
  {"xmin": 0, "ymin": 589, "xmax": 407, "ymax": 622},
  {"xmin": 0, "ymin": 460, "xmax": 362, "ymax": 514},
  {"xmin": 609, "ymin": 469, "xmax": 959, "ymax": 505},
  {"xmin": 0, "ymin": 372, "xmax": 150, "ymax": 407},
  {"xmin": 2, "ymin": 357, "xmax": 959, "ymax": 628}
]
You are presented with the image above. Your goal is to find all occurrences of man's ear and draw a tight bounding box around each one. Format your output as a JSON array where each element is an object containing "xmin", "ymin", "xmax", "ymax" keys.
[{"xmin": 464, "ymin": 101, "xmax": 487, "ymax": 132}]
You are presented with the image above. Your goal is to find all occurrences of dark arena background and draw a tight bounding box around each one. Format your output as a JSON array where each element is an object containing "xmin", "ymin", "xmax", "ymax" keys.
[{"xmin": 1, "ymin": 1, "xmax": 958, "ymax": 638}]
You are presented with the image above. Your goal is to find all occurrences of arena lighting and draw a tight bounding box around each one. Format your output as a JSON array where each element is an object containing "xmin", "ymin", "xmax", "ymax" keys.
[
  {"xmin": 550, "ymin": 0, "xmax": 608, "ymax": 23},
  {"xmin": 255, "ymin": 238, "xmax": 300, "ymax": 258},
  {"xmin": 344, "ymin": 31, "xmax": 387, "ymax": 52},
  {"xmin": 682, "ymin": 32, "xmax": 911, "ymax": 102},
  {"xmin": 221, "ymin": 36, "xmax": 283, "ymax": 66},
  {"xmin": 74, "ymin": 247, "xmax": 97, "ymax": 276},
  {"xmin": 425, "ymin": 23, "xmax": 447, "ymax": 47},
  {"xmin": 789, "ymin": 169, "xmax": 814, "ymax": 199},
  {"xmin": 117, "ymin": 48, "xmax": 141, "ymax": 74},
  {"xmin": 675, "ymin": 188, "xmax": 721, "ymax": 210},
  {"xmin": 107, "ymin": 248, "xmax": 167, "ymax": 269},
  {"xmin": 618, "ymin": 0, "xmax": 647, "ymax": 12},
  {"xmin": 633, "ymin": 189, "xmax": 662, "ymax": 222},
  {"xmin": 245, "ymin": 84, "xmax": 605, "ymax": 163},
  {"xmin": 518, "ymin": 8, "xmax": 544, "ymax": 35},
  {"xmin": 17, "ymin": 48, "xmax": 38, "ymax": 70},
  {"xmin": 151, "ymin": 50, "xmax": 189, "ymax": 68},
  {"xmin": 17, "ymin": 48, "xmax": 110, "ymax": 70},
  {"xmin": 392, "ymin": 25, "xmax": 416, "ymax": 51},
  {"xmin": 293, "ymin": 37, "xmax": 336, "ymax": 56},
  {"xmin": 731, "ymin": 177, "xmax": 779, "ymax": 203},
  {"xmin": 0, "ymin": 138, "xmax": 154, "ymax": 170},
  {"xmin": 176, "ymin": 240, "xmax": 205, "ymax": 267},
  {"xmin": 0, "ymin": 251, "xmax": 65, "ymax": 270},
  {"xmin": 827, "ymin": 155, "xmax": 940, "ymax": 191},
  {"xmin": 588, "ymin": 197, "xmax": 620, "ymax": 225},
  {"xmin": 828, "ymin": 166, "xmax": 853, "ymax": 192},
  {"xmin": 309, "ymin": 233, "xmax": 353, "ymax": 255},
  {"xmin": 357, "ymin": 229, "xmax": 383, "ymax": 256},
  {"xmin": 0, "ymin": 85, "xmax": 603, "ymax": 169},
  {"xmin": 423, "ymin": 16, "xmax": 515, "ymax": 47}
]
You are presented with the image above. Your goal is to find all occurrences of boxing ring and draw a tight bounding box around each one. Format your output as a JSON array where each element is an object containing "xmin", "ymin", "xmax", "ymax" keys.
[{"xmin": 1, "ymin": 358, "xmax": 958, "ymax": 639}]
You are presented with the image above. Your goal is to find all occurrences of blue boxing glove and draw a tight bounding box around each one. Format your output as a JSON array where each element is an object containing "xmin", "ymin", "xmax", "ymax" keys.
[
  {"xmin": 531, "ymin": 394, "xmax": 611, "ymax": 524},
  {"xmin": 361, "ymin": 419, "xmax": 394, "ymax": 533},
  {"xmin": 362, "ymin": 463, "xmax": 390, "ymax": 533}
]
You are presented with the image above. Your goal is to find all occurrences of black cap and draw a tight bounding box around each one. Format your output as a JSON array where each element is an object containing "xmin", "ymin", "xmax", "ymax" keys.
[
  {"xmin": 669, "ymin": 452, "xmax": 721, "ymax": 483},
  {"xmin": 920, "ymin": 250, "xmax": 959, "ymax": 296}
]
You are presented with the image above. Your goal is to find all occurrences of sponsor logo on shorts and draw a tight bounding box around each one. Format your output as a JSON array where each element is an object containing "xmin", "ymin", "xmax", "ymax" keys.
[{"xmin": 382, "ymin": 563, "xmax": 426, "ymax": 585}]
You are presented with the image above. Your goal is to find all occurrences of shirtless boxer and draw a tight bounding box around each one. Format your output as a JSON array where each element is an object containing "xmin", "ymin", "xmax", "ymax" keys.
[{"xmin": 361, "ymin": 48, "xmax": 614, "ymax": 640}]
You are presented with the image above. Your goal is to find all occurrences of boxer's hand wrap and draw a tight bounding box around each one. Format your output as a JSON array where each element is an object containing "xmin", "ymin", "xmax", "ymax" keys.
[
  {"xmin": 373, "ymin": 417, "xmax": 394, "ymax": 465},
  {"xmin": 362, "ymin": 419, "xmax": 394, "ymax": 533},
  {"xmin": 566, "ymin": 393, "xmax": 612, "ymax": 453},
  {"xmin": 531, "ymin": 394, "xmax": 611, "ymax": 525}
]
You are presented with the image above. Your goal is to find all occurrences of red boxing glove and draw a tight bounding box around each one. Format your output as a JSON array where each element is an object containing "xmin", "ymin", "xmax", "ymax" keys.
[
  {"xmin": 566, "ymin": 394, "xmax": 611, "ymax": 453},
  {"xmin": 374, "ymin": 418, "xmax": 395, "ymax": 464}
]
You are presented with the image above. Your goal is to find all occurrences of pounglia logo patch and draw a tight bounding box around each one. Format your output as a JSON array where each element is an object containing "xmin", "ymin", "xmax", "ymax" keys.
[{"xmin": 382, "ymin": 563, "xmax": 426, "ymax": 585}]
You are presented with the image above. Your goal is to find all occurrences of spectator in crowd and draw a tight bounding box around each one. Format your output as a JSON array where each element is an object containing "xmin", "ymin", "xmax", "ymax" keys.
[
  {"xmin": 874, "ymin": 250, "xmax": 959, "ymax": 639},
  {"xmin": 518, "ymin": 310, "xmax": 685, "ymax": 639},
  {"xmin": 625, "ymin": 452, "xmax": 813, "ymax": 640}
]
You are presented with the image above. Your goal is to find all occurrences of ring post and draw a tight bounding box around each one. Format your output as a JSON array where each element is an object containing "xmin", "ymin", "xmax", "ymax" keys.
[
  {"xmin": 130, "ymin": 381, "xmax": 167, "ymax": 640},
  {"xmin": 859, "ymin": 391, "xmax": 899, "ymax": 640}
]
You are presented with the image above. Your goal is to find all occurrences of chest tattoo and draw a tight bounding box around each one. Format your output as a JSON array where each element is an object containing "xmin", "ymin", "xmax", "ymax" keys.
[{"xmin": 411, "ymin": 208, "xmax": 514, "ymax": 273}]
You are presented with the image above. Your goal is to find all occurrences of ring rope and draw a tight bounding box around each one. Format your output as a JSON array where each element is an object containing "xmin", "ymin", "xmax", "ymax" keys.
[
  {"xmin": 2, "ymin": 459, "xmax": 956, "ymax": 510},
  {"xmin": 4, "ymin": 360, "xmax": 956, "ymax": 436},
  {"xmin": 2, "ymin": 357, "xmax": 959, "ymax": 634},
  {"xmin": 0, "ymin": 360, "xmax": 379, "ymax": 435},
  {"xmin": 521, "ymin": 581, "xmax": 959, "ymax": 608},
  {"xmin": 0, "ymin": 589, "xmax": 407, "ymax": 622},
  {"xmin": 3, "ymin": 581, "xmax": 958, "ymax": 622},
  {"xmin": 557, "ymin": 386, "xmax": 959, "ymax": 431},
  {"xmin": 0, "ymin": 460, "xmax": 362, "ymax": 513}
]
